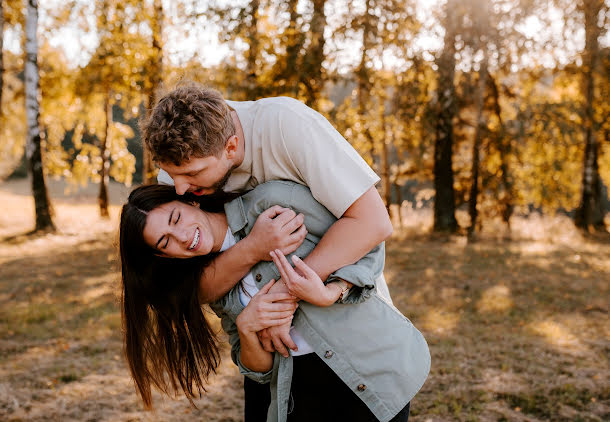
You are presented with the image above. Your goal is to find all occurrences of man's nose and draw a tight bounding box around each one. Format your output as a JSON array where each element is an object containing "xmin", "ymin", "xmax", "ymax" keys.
[{"xmin": 174, "ymin": 179, "xmax": 189, "ymax": 196}]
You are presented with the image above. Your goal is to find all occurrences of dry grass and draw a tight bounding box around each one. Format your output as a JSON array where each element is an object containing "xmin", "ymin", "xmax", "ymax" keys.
[{"xmin": 1, "ymin": 178, "xmax": 609, "ymax": 421}]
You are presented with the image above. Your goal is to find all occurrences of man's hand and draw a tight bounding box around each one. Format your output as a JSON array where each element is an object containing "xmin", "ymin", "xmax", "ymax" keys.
[
  {"xmin": 244, "ymin": 206, "xmax": 307, "ymax": 262},
  {"xmin": 236, "ymin": 280, "xmax": 297, "ymax": 333},
  {"xmin": 255, "ymin": 279, "xmax": 298, "ymax": 357}
]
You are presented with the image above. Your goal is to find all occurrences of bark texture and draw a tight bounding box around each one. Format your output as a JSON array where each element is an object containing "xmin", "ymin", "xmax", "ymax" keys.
[
  {"xmin": 25, "ymin": 0, "xmax": 54, "ymax": 232},
  {"xmin": 98, "ymin": 93, "xmax": 111, "ymax": 218},
  {"xmin": 574, "ymin": 0, "xmax": 605, "ymax": 230},
  {"xmin": 433, "ymin": 0, "xmax": 458, "ymax": 232}
]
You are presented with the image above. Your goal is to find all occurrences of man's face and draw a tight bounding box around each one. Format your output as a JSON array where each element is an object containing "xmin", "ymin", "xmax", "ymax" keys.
[{"xmin": 160, "ymin": 154, "xmax": 234, "ymax": 196}]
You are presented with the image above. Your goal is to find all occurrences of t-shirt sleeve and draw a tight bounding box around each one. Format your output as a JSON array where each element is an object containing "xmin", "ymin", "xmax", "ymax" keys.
[
  {"xmin": 157, "ymin": 168, "xmax": 175, "ymax": 185},
  {"xmin": 275, "ymin": 100, "xmax": 380, "ymax": 218}
]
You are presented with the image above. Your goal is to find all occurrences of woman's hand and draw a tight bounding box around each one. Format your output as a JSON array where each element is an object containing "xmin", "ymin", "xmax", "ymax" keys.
[
  {"xmin": 236, "ymin": 280, "xmax": 298, "ymax": 334},
  {"xmin": 270, "ymin": 250, "xmax": 339, "ymax": 307}
]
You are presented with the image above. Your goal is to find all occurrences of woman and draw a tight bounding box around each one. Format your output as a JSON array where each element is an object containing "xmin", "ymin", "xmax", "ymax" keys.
[{"xmin": 119, "ymin": 180, "xmax": 430, "ymax": 422}]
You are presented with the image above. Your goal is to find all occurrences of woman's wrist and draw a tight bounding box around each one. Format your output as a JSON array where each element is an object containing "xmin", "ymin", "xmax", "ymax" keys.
[{"xmin": 322, "ymin": 283, "xmax": 344, "ymax": 306}]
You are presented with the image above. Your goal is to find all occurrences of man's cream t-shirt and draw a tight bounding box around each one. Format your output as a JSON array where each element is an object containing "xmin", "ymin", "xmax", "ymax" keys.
[
  {"xmin": 158, "ymin": 96, "xmax": 379, "ymax": 218},
  {"xmin": 157, "ymin": 96, "xmax": 392, "ymax": 300}
]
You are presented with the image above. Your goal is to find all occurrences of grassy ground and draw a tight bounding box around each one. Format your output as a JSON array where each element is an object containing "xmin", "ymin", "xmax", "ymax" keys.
[{"xmin": 1, "ymin": 179, "xmax": 609, "ymax": 421}]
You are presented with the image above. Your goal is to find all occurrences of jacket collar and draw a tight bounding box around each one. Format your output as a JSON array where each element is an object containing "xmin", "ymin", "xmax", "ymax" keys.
[{"xmin": 224, "ymin": 197, "xmax": 248, "ymax": 235}]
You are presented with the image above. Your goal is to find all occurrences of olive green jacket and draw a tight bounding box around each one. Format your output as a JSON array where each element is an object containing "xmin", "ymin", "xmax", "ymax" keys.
[{"xmin": 210, "ymin": 181, "xmax": 430, "ymax": 422}]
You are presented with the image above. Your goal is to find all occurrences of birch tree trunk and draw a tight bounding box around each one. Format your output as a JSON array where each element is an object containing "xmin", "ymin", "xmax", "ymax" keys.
[
  {"xmin": 468, "ymin": 48, "xmax": 489, "ymax": 240},
  {"xmin": 433, "ymin": 0, "xmax": 458, "ymax": 232},
  {"xmin": 574, "ymin": 0, "xmax": 605, "ymax": 231},
  {"xmin": 25, "ymin": 0, "xmax": 54, "ymax": 232},
  {"xmin": 98, "ymin": 92, "xmax": 111, "ymax": 218},
  {"xmin": 143, "ymin": 0, "xmax": 163, "ymax": 184}
]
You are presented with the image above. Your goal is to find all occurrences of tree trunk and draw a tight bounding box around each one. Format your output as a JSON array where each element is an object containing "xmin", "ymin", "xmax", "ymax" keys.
[
  {"xmin": 468, "ymin": 50, "xmax": 489, "ymax": 239},
  {"xmin": 98, "ymin": 92, "xmax": 111, "ymax": 218},
  {"xmin": 143, "ymin": 0, "xmax": 163, "ymax": 184},
  {"xmin": 393, "ymin": 181, "xmax": 403, "ymax": 228},
  {"xmin": 433, "ymin": 0, "xmax": 458, "ymax": 233},
  {"xmin": 245, "ymin": 0, "xmax": 260, "ymax": 99},
  {"xmin": 357, "ymin": 0, "xmax": 376, "ymax": 164},
  {"xmin": 575, "ymin": 0, "xmax": 605, "ymax": 231},
  {"xmin": 25, "ymin": 0, "xmax": 54, "ymax": 233},
  {"xmin": 488, "ymin": 73, "xmax": 514, "ymax": 229},
  {"xmin": 303, "ymin": 0, "xmax": 326, "ymax": 109},
  {"xmin": 380, "ymin": 106, "xmax": 391, "ymax": 216}
]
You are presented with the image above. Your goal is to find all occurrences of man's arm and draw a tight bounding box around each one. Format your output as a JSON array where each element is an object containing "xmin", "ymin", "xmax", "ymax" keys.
[
  {"xmin": 302, "ymin": 186, "xmax": 392, "ymax": 280},
  {"xmin": 260, "ymin": 186, "xmax": 392, "ymax": 356}
]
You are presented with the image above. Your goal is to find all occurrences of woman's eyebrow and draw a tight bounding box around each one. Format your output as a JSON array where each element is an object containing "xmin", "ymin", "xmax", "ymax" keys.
[
  {"xmin": 168, "ymin": 208, "xmax": 175, "ymax": 225},
  {"xmin": 155, "ymin": 235, "xmax": 165, "ymax": 249}
]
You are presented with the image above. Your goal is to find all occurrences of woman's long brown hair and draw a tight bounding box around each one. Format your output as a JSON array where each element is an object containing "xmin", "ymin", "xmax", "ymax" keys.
[{"xmin": 119, "ymin": 184, "xmax": 231, "ymax": 408}]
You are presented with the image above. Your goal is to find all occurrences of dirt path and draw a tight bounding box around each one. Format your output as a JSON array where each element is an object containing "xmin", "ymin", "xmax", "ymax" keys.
[{"xmin": 1, "ymin": 180, "xmax": 609, "ymax": 421}]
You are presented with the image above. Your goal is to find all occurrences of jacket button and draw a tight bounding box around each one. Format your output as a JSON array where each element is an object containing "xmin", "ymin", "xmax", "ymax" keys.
[
  {"xmin": 357, "ymin": 384, "xmax": 367, "ymax": 392},
  {"xmin": 255, "ymin": 274, "xmax": 262, "ymax": 282},
  {"xmin": 324, "ymin": 350, "xmax": 334, "ymax": 359}
]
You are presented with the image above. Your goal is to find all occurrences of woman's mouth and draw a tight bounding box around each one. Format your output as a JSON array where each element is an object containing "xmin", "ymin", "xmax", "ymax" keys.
[{"xmin": 188, "ymin": 228, "xmax": 200, "ymax": 251}]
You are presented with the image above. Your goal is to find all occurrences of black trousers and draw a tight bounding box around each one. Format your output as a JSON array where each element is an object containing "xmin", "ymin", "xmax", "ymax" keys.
[
  {"xmin": 244, "ymin": 376, "xmax": 271, "ymax": 422},
  {"xmin": 243, "ymin": 353, "xmax": 410, "ymax": 422}
]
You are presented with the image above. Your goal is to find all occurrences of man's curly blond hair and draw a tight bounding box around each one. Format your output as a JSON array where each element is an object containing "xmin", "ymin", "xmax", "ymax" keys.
[{"xmin": 141, "ymin": 84, "xmax": 235, "ymax": 166}]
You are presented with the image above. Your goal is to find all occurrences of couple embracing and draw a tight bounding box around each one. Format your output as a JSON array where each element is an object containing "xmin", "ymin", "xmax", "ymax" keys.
[{"xmin": 119, "ymin": 84, "xmax": 430, "ymax": 422}]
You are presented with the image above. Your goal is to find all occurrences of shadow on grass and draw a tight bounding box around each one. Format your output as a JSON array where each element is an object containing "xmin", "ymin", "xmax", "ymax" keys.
[{"xmin": 386, "ymin": 235, "xmax": 610, "ymax": 421}]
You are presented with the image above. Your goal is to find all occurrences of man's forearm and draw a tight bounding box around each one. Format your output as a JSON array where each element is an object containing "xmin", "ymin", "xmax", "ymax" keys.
[
  {"xmin": 198, "ymin": 237, "xmax": 259, "ymax": 303},
  {"xmin": 303, "ymin": 187, "xmax": 392, "ymax": 281}
]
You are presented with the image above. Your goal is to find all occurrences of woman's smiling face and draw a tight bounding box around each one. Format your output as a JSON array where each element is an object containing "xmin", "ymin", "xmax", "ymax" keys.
[{"xmin": 142, "ymin": 201, "xmax": 215, "ymax": 258}]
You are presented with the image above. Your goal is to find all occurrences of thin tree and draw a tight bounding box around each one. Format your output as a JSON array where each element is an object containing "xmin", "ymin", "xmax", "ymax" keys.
[
  {"xmin": 574, "ymin": 0, "xmax": 606, "ymax": 230},
  {"xmin": 467, "ymin": 48, "xmax": 489, "ymax": 240},
  {"xmin": 433, "ymin": 0, "xmax": 459, "ymax": 232},
  {"xmin": 143, "ymin": 0, "xmax": 163, "ymax": 184},
  {"xmin": 301, "ymin": 0, "xmax": 326, "ymax": 109},
  {"xmin": 25, "ymin": 0, "xmax": 54, "ymax": 232}
]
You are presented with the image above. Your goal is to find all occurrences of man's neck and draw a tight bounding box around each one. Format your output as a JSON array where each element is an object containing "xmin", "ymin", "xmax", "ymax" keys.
[{"xmin": 231, "ymin": 110, "xmax": 246, "ymax": 167}]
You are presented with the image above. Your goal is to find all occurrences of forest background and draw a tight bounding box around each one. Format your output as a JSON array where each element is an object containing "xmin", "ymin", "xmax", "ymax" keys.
[{"xmin": 0, "ymin": 0, "xmax": 609, "ymax": 421}]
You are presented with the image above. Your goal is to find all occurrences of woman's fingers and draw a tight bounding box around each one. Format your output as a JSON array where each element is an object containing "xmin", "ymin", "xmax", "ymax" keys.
[
  {"xmin": 291, "ymin": 255, "xmax": 318, "ymax": 279},
  {"xmin": 259, "ymin": 279, "xmax": 276, "ymax": 294},
  {"xmin": 273, "ymin": 249, "xmax": 299, "ymax": 281},
  {"xmin": 268, "ymin": 315, "xmax": 295, "ymax": 327},
  {"xmin": 263, "ymin": 292, "xmax": 297, "ymax": 303}
]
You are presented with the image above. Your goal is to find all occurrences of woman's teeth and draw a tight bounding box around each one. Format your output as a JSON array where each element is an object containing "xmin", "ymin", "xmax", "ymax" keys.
[{"xmin": 189, "ymin": 228, "xmax": 200, "ymax": 250}]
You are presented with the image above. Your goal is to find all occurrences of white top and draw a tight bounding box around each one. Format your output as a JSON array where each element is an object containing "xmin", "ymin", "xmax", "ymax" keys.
[
  {"xmin": 220, "ymin": 228, "xmax": 313, "ymax": 356},
  {"xmin": 158, "ymin": 96, "xmax": 379, "ymax": 218}
]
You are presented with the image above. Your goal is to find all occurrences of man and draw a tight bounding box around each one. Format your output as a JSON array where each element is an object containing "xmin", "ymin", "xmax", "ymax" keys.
[{"xmin": 142, "ymin": 84, "xmax": 393, "ymax": 354}]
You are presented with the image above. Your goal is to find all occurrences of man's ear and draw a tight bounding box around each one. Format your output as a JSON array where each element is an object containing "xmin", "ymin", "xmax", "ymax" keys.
[{"xmin": 225, "ymin": 135, "xmax": 238, "ymax": 159}]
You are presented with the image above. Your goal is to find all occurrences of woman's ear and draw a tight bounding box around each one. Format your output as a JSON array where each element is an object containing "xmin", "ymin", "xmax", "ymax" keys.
[{"xmin": 190, "ymin": 201, "xmax": 200, "ymax": 208}]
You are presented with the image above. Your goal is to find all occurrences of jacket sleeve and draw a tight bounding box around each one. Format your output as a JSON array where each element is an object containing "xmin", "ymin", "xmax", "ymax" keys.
[
  {"xmin": 209, "ymin": 303, "xmax": 273, "ymax": 384},
  {"xmin": 325, "ymin": 242, "xmax": 385, "ymax": 304}
]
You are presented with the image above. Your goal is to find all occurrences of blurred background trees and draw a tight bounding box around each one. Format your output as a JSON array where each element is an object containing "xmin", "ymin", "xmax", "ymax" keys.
[{"xmin": 0, "ymin": 0, "xmax": 608, "ymax": 234}]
